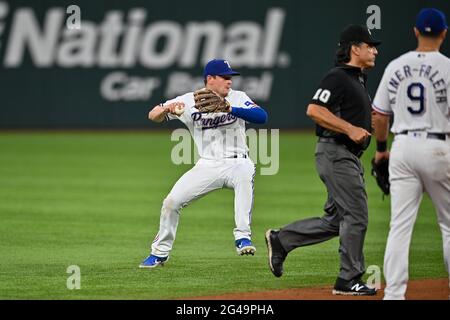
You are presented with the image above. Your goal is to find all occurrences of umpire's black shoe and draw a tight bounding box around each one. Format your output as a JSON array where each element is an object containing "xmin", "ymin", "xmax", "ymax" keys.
[
  {"xmin": 332, "ymin": 277, "xmax": 377, "ymax": 296},
  {"xmin": 265, "ymin": 229, "xmax": 287, "ymax": 277}
]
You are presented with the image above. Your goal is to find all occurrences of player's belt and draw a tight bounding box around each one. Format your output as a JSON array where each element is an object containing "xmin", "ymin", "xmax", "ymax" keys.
[
  {"xmin": 231, "ymin": 154, "xmax": 247, "ymax": 158},
  {"xmin": 397, "ymin": 131, "xmax": 448, "ymax": 141}
]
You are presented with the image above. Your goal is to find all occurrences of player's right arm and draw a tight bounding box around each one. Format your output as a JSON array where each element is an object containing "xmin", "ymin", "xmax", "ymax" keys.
[
  {"xmin": 148, "ymin": 102, "xmax": 184, "ymax": 123},
  {"xmin": 371, "ymin": 66, "xmax": 394, "ymax": 163},
  {"xmin": 372, "ymin": 111, "xmax": 390, "ymax": 162},
  {"xmin": 306, "ymin": 104, "xmax": 371, "ymax": 144}
]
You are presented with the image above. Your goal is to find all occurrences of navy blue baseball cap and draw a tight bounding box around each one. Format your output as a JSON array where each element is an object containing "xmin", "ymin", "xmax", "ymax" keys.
[
  {"xmin": 416, "ymin": 8, "xmax": 448, "ymax": 35},
  {"xmin": 203, "ymin": 59, "xmax": 240, "ymax": 78}
]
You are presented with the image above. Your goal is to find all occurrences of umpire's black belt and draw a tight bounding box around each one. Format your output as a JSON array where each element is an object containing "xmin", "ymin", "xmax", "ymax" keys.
[
  {"xmin": 318, "ymin": 137, "xmax": 364, "ymax": 158},
  {"xmin": 397, "ymin": 131, "xmax": 448, "ymax": 141}
]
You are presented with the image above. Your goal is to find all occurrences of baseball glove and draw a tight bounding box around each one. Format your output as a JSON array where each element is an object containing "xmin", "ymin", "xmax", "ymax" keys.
[
  {"xmin": 371, "ymin": 158, "xmax": 390, "ymax": 195},
  {"xmin": 193, "ymin": 88, "xmax": 231, "ymax": 113}
]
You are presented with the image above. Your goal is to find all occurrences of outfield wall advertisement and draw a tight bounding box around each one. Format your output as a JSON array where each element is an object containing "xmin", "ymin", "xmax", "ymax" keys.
[{"xmin": 1, "ymin": 0, "xmax": 449, "ymax": 128}]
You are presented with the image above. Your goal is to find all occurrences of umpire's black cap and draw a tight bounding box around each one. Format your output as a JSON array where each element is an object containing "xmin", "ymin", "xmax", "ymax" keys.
[{"xmin": 339, "ymin": 24, "xmax": 381, "ymax": 46}]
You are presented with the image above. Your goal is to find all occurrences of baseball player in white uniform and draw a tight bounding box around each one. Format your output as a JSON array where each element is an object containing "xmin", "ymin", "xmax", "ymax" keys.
[
  {"xmin": 372, "ymin": 8, "xmax": 450, "ymax": 299},
  {"xmin": 139, "ymin": 59, "xmax": 268, "ymax": 268}
]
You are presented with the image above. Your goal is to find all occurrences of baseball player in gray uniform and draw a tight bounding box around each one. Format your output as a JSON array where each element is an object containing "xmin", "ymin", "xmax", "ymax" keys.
[
  {"xmin": 139, "ymin": 59, "xmax": 268, "ymax": 268},
  {"xmin": 372, "ymin": 8, "xmax": 450, "ymax": 299}
]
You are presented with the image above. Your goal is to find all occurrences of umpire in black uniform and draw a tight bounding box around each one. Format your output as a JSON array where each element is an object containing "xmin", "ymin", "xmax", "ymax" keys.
[{"xmin": 265, "ymin": 25, "xmax": 380, "ymax": 296}]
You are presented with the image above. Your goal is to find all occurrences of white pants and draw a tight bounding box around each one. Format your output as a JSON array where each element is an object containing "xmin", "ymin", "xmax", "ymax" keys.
[
  {"xmin": 151, "ymin": 157, "xmax": 256, "ymax": 257},
  {"xmin": 383, "ymin": 133, "xmax": 450, "ymax": 300}
]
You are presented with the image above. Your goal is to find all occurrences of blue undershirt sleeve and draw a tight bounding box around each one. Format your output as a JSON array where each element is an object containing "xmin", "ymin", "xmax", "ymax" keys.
[{"xmin": 230, "ymin": 107, "xmax": 268, "ymax": 124}]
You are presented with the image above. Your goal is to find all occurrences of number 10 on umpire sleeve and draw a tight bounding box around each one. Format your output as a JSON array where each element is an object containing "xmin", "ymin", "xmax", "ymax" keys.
[{"xmin": 313, "ymin": 89, "xmax": 331, "ymax": 104}]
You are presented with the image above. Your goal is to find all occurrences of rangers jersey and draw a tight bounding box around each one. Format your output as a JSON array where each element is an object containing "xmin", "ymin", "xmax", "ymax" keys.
[
  {"xmin": 373, "ymin": 51, "xmax": 450, "ymax": 133},
  {"xmin": 164, "ymin": 89, "xmax": 256, "ymax": 160}
]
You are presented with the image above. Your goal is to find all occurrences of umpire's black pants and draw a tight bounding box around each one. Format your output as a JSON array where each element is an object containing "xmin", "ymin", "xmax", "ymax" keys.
[{"xmin": 278, "ymin": 141, "xmax": 368, "ymax": 281}]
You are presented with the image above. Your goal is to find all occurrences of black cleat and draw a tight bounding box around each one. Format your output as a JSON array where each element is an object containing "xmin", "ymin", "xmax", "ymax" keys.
[
  {"xmin": 265, "ymin": 229, "xmax": 287, "ymax": 277},
  {"xmin": 332, "ymin": 277, "xmax": 377, "ymax": 296}
]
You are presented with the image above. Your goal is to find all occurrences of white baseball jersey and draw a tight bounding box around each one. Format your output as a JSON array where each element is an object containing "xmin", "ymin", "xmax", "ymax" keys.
[
  {"xmin": 149, "ymin": 89, "xmax": 258, "ymax": 258},
  {"xmin": 164, "ymin": 89, "xmax": 256, "ymax": 159},
  {"xmin": 373, "ymin": 51, "xmax": 450, "ymax": 133},
  {"xmin": 373, "ymin": 51, "xmax": 450, "ymax": 300}
]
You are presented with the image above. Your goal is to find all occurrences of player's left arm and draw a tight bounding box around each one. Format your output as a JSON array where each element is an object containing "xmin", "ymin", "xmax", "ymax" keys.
[
  {"xmin": 230, "ymin": 105, "xmax": 268, "ymax": 124},
  {"xmin": 229, "ymin": 94, "xmax": 268, "ymax": 124}
]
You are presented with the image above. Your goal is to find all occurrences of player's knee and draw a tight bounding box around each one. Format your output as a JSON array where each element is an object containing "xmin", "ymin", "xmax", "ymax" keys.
[
  {"xmin": 162, "ymin": 196, "xmax": 184, "ymax": 212},
  {"xmin": 329, "ymin": 224, "xmax": 340, "ymax": 235},
  {"xmin": 233, "ymin": 168, "xmax": 255, "ymax": 185},
  {"xmin": 233, "ymin": 176, "xmax": 254, "ymax": 189}
]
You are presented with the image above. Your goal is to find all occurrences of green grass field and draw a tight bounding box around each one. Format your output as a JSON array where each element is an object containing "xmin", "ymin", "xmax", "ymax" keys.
[{"xmin": 0, "ymin": 131, "xmax": 446, "ymax": 299}]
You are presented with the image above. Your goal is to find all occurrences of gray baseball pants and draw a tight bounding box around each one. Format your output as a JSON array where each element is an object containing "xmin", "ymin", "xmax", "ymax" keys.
[{"xmin": 278, "ymin": 141, "xmax": 369, "ymax": 280}]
